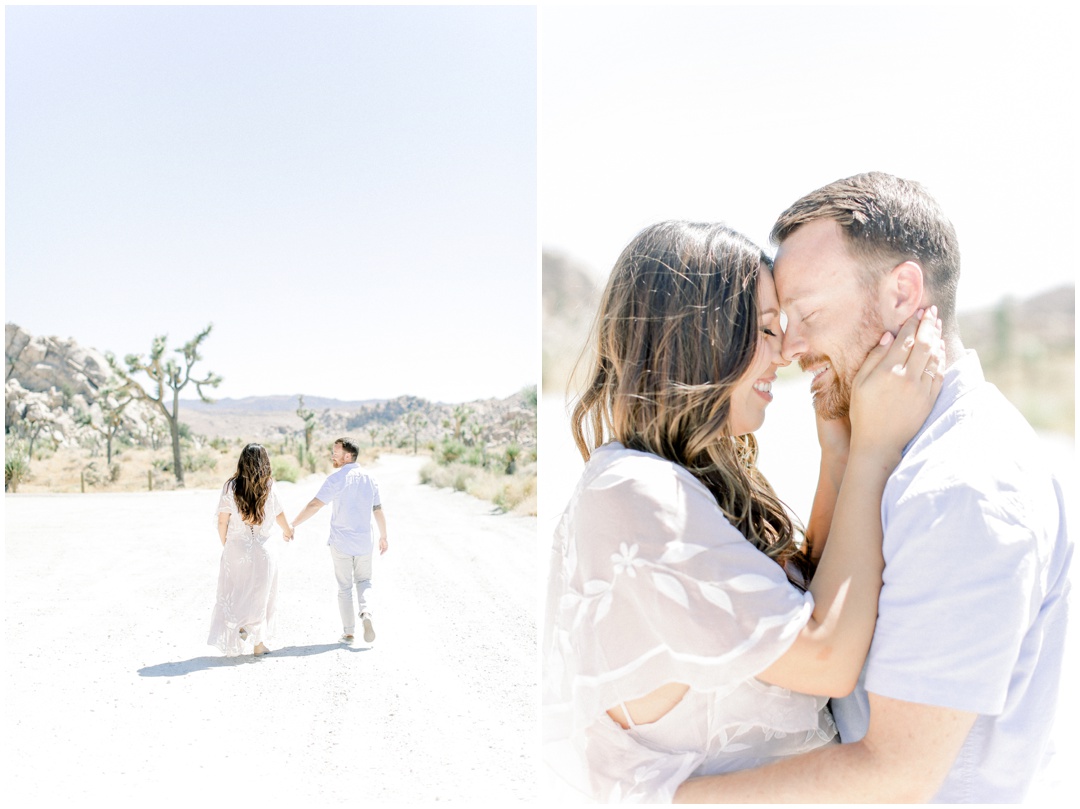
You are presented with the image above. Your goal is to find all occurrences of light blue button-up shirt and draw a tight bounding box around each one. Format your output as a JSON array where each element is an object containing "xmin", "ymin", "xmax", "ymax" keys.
[{"xmin": 831, "ymin": 350, "xmax": 1072, "ymax": 802}]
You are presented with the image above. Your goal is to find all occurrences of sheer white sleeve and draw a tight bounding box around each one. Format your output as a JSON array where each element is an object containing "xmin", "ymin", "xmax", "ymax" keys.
[
  {"xmin": 543, "ymin": 447, "xmax": 816, "ymax": 801},
  {"xmin": 267, "ymin": 484, "xmax": 284, "ymax": 518},
  {"xmin": 216, "ymin": 481, "xmax": 235, "ymax": 515}
]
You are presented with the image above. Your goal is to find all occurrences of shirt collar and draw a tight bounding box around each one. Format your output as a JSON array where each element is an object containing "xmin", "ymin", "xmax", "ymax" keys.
[{"xmin": 905, "ymin": 348, "xmax": 984, "ymax": 452}]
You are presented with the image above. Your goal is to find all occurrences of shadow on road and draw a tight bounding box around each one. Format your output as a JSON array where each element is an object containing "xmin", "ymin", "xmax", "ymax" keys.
[{"xmin": 138, "ymin": 642, "xmax": 371, "ymax": 676}]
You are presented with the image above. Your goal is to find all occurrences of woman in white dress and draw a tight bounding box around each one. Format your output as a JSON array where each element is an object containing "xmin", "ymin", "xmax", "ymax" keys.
[
  {"xmin": 208, "ymin": 443, "xmax": 294, "ymax": 657},
  {"xmin": 542, "ymin": 221, "xmax": 943, "ymax": 802}
]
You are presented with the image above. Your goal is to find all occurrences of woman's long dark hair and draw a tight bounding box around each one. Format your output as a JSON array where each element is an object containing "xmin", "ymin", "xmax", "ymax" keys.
[
  {"xmin": 571, "ymin": 221, "xmax": 810, "ymax": 582},
  {"xmin": 228, "ymin": 443, "xmax": 273, "ymax": 525}
]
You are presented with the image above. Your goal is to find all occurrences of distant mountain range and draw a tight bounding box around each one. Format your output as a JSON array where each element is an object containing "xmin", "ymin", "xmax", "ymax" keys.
[
  {"xmin": 181, "ymin": 394, "xmax": 383, "ymax": 413},
  {"xmin": 7, "ymin": 321, "xmax": 535, "ymax": 449}
]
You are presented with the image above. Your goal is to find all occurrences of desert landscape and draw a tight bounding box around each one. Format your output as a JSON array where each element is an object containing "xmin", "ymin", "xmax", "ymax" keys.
[
  {"xmin": 5, "ymin": 323, "xmax": 537, "ymax": 515},
  {"xmin": 5, "ymin": 452, "xmax": 537, "ymax": 802}
]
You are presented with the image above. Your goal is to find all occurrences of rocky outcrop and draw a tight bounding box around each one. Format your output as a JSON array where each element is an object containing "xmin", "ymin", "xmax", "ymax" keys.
[
  {"xmin": 6, "ymin": 323, "xmax": 112, "ymax": 399},
  {"xmin": 5, "ymin": 324, "xmax": 159, "ymax": 448}
]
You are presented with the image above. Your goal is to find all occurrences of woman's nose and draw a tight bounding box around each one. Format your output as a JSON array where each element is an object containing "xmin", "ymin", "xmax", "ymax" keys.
[{"xmin": 781, "ymin": 326, "xmax": 806, "ymax": 365}]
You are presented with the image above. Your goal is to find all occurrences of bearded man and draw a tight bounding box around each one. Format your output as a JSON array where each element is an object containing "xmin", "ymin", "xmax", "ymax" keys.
[{"xmin": 676, "ymin": 172, "xmax": 1071, "ymax": 803}]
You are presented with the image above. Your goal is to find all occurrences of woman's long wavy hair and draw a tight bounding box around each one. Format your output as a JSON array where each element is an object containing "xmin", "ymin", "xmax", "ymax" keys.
[
  {"xmin": 228, "ymin": 443, "xmax": 274, "ymax": 525},
  {"xmin": 571, "ymin": 221, "xmax": 810, "ymax": 582}
]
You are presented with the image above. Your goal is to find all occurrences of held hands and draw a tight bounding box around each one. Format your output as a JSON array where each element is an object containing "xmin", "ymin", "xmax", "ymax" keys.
[
  {"xmin": 283, "ymin": 525, "xmax": 295, "ymax": 542},
  {"xmin": 848, "ymin": 306, "xmax": 945, "ymax": 462}
]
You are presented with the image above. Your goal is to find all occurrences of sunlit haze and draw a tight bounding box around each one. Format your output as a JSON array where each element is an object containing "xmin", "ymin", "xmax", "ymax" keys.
[
  {"xmin": 541, "ymin": 5, "xmax": 1077, "ymax": 313},
  {"xmin": 6, "ymin": 5, "xmax": 537, "ymax": 403}
]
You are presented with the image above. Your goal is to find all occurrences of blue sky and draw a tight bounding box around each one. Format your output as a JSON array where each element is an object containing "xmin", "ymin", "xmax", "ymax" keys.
[
  {"xmin": 5, "ymin": 5, "xmax": 537, "ymax": 402},
  {"xmin": 540, "ymin": 5, "xmax": 1078, "ymax": 313}
]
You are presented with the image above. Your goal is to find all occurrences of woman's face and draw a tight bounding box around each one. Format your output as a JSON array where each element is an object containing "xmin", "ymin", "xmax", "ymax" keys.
[{"xmin": 727, "ymin": 268, "xmax": 786, "ymax": 436}]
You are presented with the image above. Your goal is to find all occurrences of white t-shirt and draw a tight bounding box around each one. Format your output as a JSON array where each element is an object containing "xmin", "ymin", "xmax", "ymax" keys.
[
  {"xmin": 542, "ymin": 443, "xmax": 835, "ymax": 803},
  {"xmin": 315, "ymin": 462, "xmax": 382, "ymax": 557},
  {"xmin": 832, "ymin": 351, "xmax": 1072, "ymax": 803}
]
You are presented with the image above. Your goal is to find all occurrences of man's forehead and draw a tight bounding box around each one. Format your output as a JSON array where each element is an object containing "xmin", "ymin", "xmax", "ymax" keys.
[
  {"xmin": 773, "ymin": 220, "xmax": 854, "ymax": 308},
  {"xmin": 773, "ymin": 269, "xmax": 825, "ymax": 310}
]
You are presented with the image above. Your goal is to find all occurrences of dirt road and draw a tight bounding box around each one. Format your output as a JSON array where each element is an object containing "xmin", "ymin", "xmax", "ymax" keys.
[{"xmin": 5, "ymin": 454, "xmax": 537, "ymax": 803}]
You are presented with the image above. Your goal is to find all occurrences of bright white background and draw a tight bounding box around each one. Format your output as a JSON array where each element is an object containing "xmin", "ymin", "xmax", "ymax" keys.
[
  {"xmin": 5, "ymin": 4, "xmax": 537, "ymax": 403},
  {"xmin": 541, "ymin": 4, "xmax": 1077, "ymax": 312}
]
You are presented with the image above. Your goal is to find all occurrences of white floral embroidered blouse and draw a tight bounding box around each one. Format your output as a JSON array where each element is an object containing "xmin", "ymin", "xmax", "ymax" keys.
[{"xmin": 542, "ymin": 443, "xmax": 837, "ymax": 803}]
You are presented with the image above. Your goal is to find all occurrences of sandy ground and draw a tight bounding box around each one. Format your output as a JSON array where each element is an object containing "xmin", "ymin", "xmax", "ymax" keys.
[
  {"xmin": 539, "ymin": 382, "xmax": 1078, "ymax": 803},
  {"xmin": 5, "ymin": 454, "xmax": 537, "ymax": 803}
]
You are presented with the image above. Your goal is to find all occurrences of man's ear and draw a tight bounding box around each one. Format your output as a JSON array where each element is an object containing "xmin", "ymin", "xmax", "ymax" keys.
[{"xmin": 882, "ymin": 261, "xmax": 924, "ymax": 329}]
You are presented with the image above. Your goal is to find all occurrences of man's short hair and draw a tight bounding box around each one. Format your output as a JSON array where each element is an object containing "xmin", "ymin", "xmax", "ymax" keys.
[
  {"xmin": 335, "ymin": 437, "xmax": 359, "ymax": 461},
  {"xmin": 771, "ymin": 172, "xmax": 961, "ymax": 324}
]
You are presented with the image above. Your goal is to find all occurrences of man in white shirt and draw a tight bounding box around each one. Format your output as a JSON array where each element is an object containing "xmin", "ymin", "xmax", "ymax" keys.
[
  {"xmin": 675, "ymin": 172, "xmax": 1071, "ymax": 803},
  {"xmin": 291, "ymin": 437, "xmax": 388, "ymax": 644}
]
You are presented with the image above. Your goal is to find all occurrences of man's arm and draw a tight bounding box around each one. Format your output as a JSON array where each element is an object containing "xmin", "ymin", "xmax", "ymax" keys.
[
  {"xmin": 674, "ymin": 693, "xmax": 976, "ymax": 803},
  {"xmin": 373, "ymin": 505, "xmax": 387, "ymax": 554},
  {"xmin": 291, "ymin": 498, "xmax": 326, "ymax": 530},
  {"xmin": 804, "ymin": 414, "xmax": 850, "ymax": 564}
]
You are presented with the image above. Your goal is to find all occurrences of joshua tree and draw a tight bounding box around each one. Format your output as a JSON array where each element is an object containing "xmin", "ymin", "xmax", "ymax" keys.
[
  {"xmin": 506, "ymin": 414, "xmax": 528, "ymax": 444},
  {"xmin": 522, "ymin": 384, "xmax": 537, "ymax": 410},
  {"xmin": 450, "ymin": 405, "xmax": 473, "ymax": 442},
  {"xmin": 144, "ymin": 412, "xmax": 168, "ymax": 452},
  {"xmin": 83, "ymin": 381, "xmax": 135, "ymax": 465},
  {"xmin": 109, "ymin": 325, "xmax": 222, "ymax": 487},
  {"xmin": 469, "ymin": 422, "xmax": 489, "ymax": 466},
  {"xmin": 367, "ymin": 425, "xmax": 379, "ymax": 448},
  {"xmin": 403, "ymin": 412, "xmax": 428, "ymax": 455},
  {"xmin": 296, "ymin": 394, "xmax": 318, "ymax": 459},
  {"xmin": 15, "ymin": 398, "xmax": 56, "ymax": 462}
]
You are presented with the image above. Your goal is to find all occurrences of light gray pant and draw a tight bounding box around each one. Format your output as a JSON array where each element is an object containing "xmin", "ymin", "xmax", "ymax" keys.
[{"xmin": 330, "ymin": 546, "xmax": 372, "ymax": 635}]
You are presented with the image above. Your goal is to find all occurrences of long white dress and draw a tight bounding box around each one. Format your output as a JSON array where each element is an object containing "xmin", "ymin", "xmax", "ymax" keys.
[
  {"xmin": 208, "ymin": 481, "xmax": 283, "ymax": 656},
  {"xmin": 542, "ymin": 443, "xmax": 837, "ymax": 803}
]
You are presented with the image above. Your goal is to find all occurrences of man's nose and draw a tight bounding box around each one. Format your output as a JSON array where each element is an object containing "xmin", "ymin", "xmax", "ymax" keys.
[{"xmin": 781, "ymin": 326, "xmax": 806, "ymax": 365}]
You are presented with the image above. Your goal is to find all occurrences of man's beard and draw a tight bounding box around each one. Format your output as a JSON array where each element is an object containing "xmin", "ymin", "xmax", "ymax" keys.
[{"xmin": 803, "ymin": 300, "xmax": 885, "ymax": 421}]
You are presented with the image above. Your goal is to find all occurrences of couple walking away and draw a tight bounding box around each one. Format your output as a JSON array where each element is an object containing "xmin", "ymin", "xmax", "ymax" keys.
[
  {"xmin": 543, "ymin": 172, "xmax": 1072, "ymax": 803},
  {"xmin": 208, "ymin": 437, "xmax": 389, "ymax": 657}
]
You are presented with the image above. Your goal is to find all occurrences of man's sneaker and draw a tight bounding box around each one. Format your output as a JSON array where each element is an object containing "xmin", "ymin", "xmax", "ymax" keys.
[
  {"xmin": 361, "ymin": 613, "xmax": 376, "ymax": 643},
  {"xmin": 339, "ymin": 634, "xmax": 354, "ymax": 644}
]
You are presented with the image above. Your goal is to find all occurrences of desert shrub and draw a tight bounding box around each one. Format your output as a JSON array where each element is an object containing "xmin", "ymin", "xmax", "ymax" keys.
[
  {"xmin": 5, "ymin": 453, "xmax": 30, "ymax": 492},
  {"xmin": 418, "ymin": 459, "xmax": 535, "ymax": 513},
  {"xmin": 437, "ymin": 439, "xmax": 468, "ymax": 464},
  {"xmin": 451, "ymin": 467, "xmax": 472, "ymax": 492},
  {"xmin": 271, "ymin": 457, "xmax": 300, "ymax": 483},
  {"xmin": 82, "ymin": 462, "xmax": 104, "ymax": 487},
  {"xmin": 504, "ymin": 442, "xmax": 522, "ymax": 474},
  {"xmin": 183, "ymin": 452, "xmax": 217, "ymax": 473},
  {"xmin": 488, "ymin": 473, "xmax": 537, "ymax": 513},
  {"xmin": 109, "ymin": 462, "xmax": 122, "ymax": 483}
]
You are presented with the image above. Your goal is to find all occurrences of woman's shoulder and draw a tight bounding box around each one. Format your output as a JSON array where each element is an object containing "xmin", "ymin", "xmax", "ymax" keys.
[
  {"xmin": 573, "ymin": 443, "xmax": 731, "ymax": 541},
  {"xmin": 582, "ymin": 443, "xmax": 713, "ymax": 504}
]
